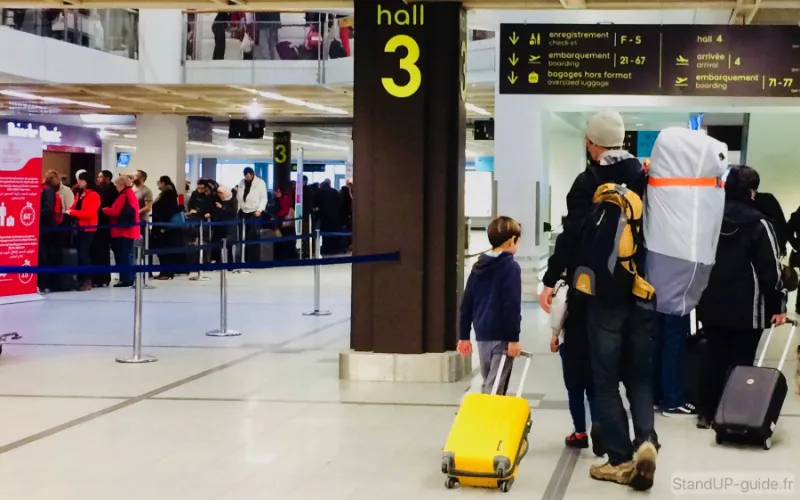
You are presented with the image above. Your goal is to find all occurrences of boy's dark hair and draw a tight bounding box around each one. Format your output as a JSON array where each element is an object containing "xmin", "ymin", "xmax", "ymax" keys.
[
  {"xmin": 487, "ymin": 216, "xmax": 522, "ymax": 248},
  {"xmin": 726, "ymin": 165, "xmax": 760, "ymax": 201}
]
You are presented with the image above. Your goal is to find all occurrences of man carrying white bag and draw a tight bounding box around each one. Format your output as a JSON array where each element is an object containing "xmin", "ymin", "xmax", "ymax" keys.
[{"xmin": 644, "ymin": 127, "xmax": 728, "ymax": 417}]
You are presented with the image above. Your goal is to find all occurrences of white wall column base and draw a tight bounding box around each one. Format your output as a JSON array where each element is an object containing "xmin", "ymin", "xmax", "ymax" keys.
[{"xmin": 339, "ymin": 351, "xmax": 472, "ymax": 383}]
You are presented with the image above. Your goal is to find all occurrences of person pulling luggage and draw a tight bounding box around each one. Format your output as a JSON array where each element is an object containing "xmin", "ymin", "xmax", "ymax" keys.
[
  {"xmin": 695, "ymin": 165, "xmax": 787, "ymax": 429},
  {"xmin": 539, "ymin": 110, "xmax": 658, "ymax": 491},
  {"xmin": 457, "ymin": 216, "xmax": 523, "ymax": 395}
]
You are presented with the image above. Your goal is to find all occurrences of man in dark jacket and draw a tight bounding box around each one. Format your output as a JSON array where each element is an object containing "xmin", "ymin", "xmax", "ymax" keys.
[
  {"xmin": 38, "ymin": 182, "xmax": 57, "ymax": 291},
  {"xmin": 315, "ymin": 179, "xmax": 342, "ymax": 255},
  {"xmin": 92, "ymin": 170, "xmax": 117, "ymax": 287},
  {"xmin": 754, "ymin": 192, "xmax": 788, "ymax": 255},
  {"xmin": 696, "ymin": 166, "xmax": 787, "ymax": 428},
  {"xmin": 538, "ymin": 110, "xmax": 658, "ymax": 491}
]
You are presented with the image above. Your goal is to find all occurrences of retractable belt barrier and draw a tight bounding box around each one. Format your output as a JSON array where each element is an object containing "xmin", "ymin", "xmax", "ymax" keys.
[
  {"xmin": 2, "ymin": 229, "xmax": 392, "ymax": 366},
  {"xmin": 39, "ymin": 217, "xmax": 302, "ymax": 232}
]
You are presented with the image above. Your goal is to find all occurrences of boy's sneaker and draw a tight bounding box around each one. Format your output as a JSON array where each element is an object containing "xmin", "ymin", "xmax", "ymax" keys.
[
  {"xmin": 629, "ymin": 441, "xmax": 658, "ymax": 492},
  {"xmin": 564, "ymin": 432, "xmax": 589, "ymax": 449},
  {"xmin": 589, "ymin": 461, "xmax": 635, "ymax": 485},
  {"xmin": 662, "ymin": 403, "xmax": 698, "ymax": 418},
  {"xmin": 590, "ymin": 426, "xmax": 606, "ymax": 457},
  {"xmin": 696, "ymin": 414, "xmax": 712, "ymax": 429}
]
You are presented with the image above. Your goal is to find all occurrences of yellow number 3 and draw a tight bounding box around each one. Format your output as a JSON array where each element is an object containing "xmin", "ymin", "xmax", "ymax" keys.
[
  {"xmin": 274, "ymin": 144, "xmax": 287, "ymax": 163},
  {"xmin": 382, "ymin": 34, "xmax": 421, "ymax": 98}
]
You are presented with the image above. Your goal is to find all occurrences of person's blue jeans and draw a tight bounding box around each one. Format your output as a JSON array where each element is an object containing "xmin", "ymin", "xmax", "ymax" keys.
[
  {"xmin": 587, "ymin": 298, "xmax": 658, "ymax": 466},
  {"xmin": 653, "ymin": 313, "xmax": 690, "ymax": 409},
  {"xmin": 112, "ymin": 237, "xmax": 134, "ymax": 283},
  {"xmin": 559, "ymin": 342, "xmax": 596, "ymax": 434}
]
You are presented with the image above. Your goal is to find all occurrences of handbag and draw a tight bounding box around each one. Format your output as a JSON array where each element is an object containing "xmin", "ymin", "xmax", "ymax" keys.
[
  {"xmin": 169, "ymin": 210, "xmax": 185, "ymax": 225},
  {"xmin": 241, "ymin": 32, "xmax": 253, "ymax": 53},
  {"xmin": 283, "ymin": 208, "xmax": 296, "ymax": 228}
]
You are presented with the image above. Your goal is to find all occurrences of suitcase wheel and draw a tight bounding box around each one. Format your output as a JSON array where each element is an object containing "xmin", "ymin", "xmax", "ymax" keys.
[
  {"xmin": 715, "ymin": 433, "xmax": 723, "ymax": 445},
  {"xmin": 444, "ymin": 477, "xmax": 458, "ymax": 489},
  {"xmin": 763, "ymin": 437, "xmax": 772, "ymax": 451},
  {"xmin": 499, "ymin": 478, "xmax": 514, "ymax": 493}
]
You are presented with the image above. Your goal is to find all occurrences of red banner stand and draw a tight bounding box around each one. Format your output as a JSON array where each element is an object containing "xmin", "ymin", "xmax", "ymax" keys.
[{"xmin": 0, "ymin": 136, "xmax": 43, "ymax": 305}]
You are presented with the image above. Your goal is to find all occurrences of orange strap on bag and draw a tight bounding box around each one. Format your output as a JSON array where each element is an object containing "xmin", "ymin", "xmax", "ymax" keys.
[{"xmin": 648, "ymin": 177, "xmax": 724, "ymax": 188}]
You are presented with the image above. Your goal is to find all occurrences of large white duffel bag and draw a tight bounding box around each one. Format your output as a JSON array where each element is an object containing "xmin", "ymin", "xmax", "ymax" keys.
[{"xmin": 644, "ymin": 127, "xmax": 728, "ymax": 316}]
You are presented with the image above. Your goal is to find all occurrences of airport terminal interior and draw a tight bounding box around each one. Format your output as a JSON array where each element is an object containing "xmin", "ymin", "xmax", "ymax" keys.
[{"xmin": 2, "ymin": 0, "xmax": 800, "ymax": 499}]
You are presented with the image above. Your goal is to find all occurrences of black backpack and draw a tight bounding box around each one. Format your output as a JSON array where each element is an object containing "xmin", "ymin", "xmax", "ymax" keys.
[
  {"xmin": 118, "ymin": 194, "xmax": 136, "ymax": 226},
  {"xmin": 329, "ymin": 40, "xmax": 346, "ymax": 59}
]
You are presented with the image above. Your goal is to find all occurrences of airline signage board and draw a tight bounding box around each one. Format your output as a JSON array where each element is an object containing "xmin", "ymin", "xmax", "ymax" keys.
[{"xmin": 499, "ymin": 24, "xmax": 800, "ymax": 97}]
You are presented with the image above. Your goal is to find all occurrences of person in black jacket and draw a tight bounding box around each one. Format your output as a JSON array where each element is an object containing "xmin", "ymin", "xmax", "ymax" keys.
[
  {"xmin": 538, "ymin": 110, "xmax": 658, "ymax": 490},
  {"xmin": 91, "ymin": 170, "xmax": 118, "ymax": 287},
  {"xmin": 211, "ymin": 185, "xmax": 238, "ymax": 264},
  {"xmin": 754, "ymin": 192, "xmax": 788, "ymax": 255},
  {"xmin": 151, "ymin": 176, "xmax": 184, "ymax": 280},
  {"xmin": 696, "ymin": 166, "xmax": 788, "ymax": 429},
  {"xmin": 315, "ymin": 179, "xmax": 342, "ymax": 255},
  {"xmin": 38, "ymin": 182, "xmax": 57, "ymax": 292}
]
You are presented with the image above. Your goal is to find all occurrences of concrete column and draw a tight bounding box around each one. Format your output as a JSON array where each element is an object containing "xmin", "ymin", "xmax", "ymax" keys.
[
  {"xmin": 342, "ymin": 0, "xmax": 470, "ymax": 383},
  {"xmin": 134, "ymin": 115, "xmax": 187, "ymax": 189},
  {"xmin": 745, "ymin": 113, "xmax": 800, "ymax": 216},
  {"xmin": 138, "ymin": 9, "xmax": 184, "ymax": 84},
  {"xmin": 494, "ymin": 96, "xmax": 552, "ymax": 302}
]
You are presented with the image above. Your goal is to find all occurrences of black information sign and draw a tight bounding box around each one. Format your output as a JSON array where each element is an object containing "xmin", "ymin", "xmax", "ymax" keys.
[
  {"xmin": 273, "ymin": 131, "xmax": 291, "ymax": 189},
  {"xmin": 661, "ymin": 25, "xmax": 800, "ymax": 97},
  {"xmin": 498, "ymin": 24, "xmax": 660, "ymax": 95},
  {"xmin": 499, "ymin": 24, "xmax": 800, "ymax": 97}
]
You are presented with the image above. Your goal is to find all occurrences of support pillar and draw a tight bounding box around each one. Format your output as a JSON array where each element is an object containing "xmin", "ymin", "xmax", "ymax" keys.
[
  {"xmin": 273, "ymin": 131, "xmax": 291, "ymax": 191},
  {"xmin": 138, "ymin": 10, "xmax": 184, "ymax": 84},
  {"xmin": 341, "ymin": 0, "xmax": 470, "ymax": 382},
  {"xmin": 134, "ymin": 115, "xmax": 187, "ymax": 190},
  {"xmin": 494, "ymin": 97, "xmax": 551, "ymax": 302}
]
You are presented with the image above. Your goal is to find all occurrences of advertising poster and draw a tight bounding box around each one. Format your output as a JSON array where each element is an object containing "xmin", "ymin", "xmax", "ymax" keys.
[{"xmin": 0, "ymin": 136, "xmax": 42, "ymax": 302}]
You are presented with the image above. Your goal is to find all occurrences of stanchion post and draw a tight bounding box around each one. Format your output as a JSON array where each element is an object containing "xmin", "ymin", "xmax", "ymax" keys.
[
  {"xmin": 190, "ymin": 219, "xmax": 211, "ymax": 282},
  {"xmin": 116, "ymin": 242, "xmax": 157, "ymax": 364},
  {"xmin": 206, "ymin": 239, "xmax": 241, "ymax": 337},
  {"xmin": 303, "ymin": 229, "xmax": 331, "ymax": 317},
  {"xmin": 233, "ymin": 218, "xmax": 250, "ymax": 274},
  {"xmin": 142, "ymin": 213, "xmax": 156, "ymax": 289}
]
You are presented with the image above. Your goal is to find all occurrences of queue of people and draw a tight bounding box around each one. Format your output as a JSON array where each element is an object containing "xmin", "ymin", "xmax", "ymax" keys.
[{"xmin": 38, "ymin": 166, "xmax": 354, "ymax": 293}]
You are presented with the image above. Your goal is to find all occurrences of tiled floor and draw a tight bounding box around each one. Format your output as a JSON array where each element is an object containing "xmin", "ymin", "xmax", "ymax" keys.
[{"xmin": 0, "ymin": 232, "xmax": 798, "ymax": 499}]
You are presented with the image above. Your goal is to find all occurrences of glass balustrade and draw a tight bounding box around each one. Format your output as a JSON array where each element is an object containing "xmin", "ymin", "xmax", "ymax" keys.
[
  {"xmin": 0, "ymin": 8, "xmax": 138, "ymax": 58},
  {"xmin": 184, "ymin": 13, "xmax": 354, "ymax": 84}
]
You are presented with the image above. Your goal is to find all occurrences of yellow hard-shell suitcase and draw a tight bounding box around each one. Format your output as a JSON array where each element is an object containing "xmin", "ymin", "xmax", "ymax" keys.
[{"xmin": 441, "ymin": 352, "xmax": 532, "ymax": 493}]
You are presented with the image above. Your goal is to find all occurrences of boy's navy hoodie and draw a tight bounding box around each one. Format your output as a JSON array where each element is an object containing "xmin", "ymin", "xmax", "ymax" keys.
[{"xmin": 459, "ymin": 252, "xmax": 522, "ymax": 342}]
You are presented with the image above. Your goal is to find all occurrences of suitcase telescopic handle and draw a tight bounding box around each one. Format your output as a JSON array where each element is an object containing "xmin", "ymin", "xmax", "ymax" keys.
[
  {"xmin": 491, "ymin": 351, "xmax": 533, "ymax": 398},
  {"xmin": 756, "ymin": 319, "xmax": 798, "ymax": 370}
]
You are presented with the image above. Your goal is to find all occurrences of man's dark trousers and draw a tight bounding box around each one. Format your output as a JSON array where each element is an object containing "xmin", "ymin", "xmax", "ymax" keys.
[{"xmin": 586, "ymin": 297, "xmax": 658, "ymax": 465}]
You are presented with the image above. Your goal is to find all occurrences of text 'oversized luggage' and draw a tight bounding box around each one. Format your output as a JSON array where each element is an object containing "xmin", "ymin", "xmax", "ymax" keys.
[
  {"xmin": 441, "ymin": 352, "xmax": 532, "ymax": 493},
  {"xmin": 714, "ymin": 319, "xmax": 797, "ymax": 450}
]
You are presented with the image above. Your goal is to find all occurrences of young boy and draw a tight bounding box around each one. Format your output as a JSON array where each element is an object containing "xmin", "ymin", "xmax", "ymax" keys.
[
  {"xmin": 457, "ymin": 216, "xmax": 523, "ymax": 395},
  {"xmin": 550, "ymin": 292, "xmax": 604, "ymax": 456}
]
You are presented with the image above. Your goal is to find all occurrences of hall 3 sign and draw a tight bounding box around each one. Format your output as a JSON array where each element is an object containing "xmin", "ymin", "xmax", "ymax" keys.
[
  {"xmin": 6, "ymin": 122, "xmax": 62, "ymax": 145},
  {"xmin": 378, "ymin": 3, "xmax": 424, "ymax": 99}
]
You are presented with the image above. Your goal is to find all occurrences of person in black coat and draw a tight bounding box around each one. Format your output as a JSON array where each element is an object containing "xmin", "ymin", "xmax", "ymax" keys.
[
  {"xmin": 91, "ymin": 170, "xmax": 118, "ymax": 287},
  {"xmin": 695, "ymin": 166, "xmax": 788, "ymax": 429},
  {"xmin": 151, "ymin": 176, "xmax": 184, "ymax": 280},
  {"xmin": 314, "ymin": 179, "xmax": 342, "ymax": 255},
  {"xmin": 754, "ymin": 192, "xmax": 788, "ymax": 255},
  {"xmin": 211, "ymin": 185, "xmax": 238, "ymax": 263}
]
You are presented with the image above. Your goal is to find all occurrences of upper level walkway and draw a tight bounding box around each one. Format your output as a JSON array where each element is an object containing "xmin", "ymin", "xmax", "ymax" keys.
[{"xmin": 0, "ymin": 8, "xmax": 734, "ymax": 87}]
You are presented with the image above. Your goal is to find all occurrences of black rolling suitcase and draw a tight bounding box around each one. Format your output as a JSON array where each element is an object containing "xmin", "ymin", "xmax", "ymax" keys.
[
  {"xmin": 684, "ymin": 311, "xmax": 707, "ymax": 407},
  {"xmin": 55, "ymin": 248, "xmax": 78, "ymax": 292},
  {"xmin": 713, "ymin": 319, "xmax": 797, "ymax": 450}
]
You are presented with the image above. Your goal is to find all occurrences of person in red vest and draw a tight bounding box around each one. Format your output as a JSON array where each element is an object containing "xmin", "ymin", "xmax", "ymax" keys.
[{"xmin": 65, "ymin": 172, "xmax": 101, "ymax": 291}]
